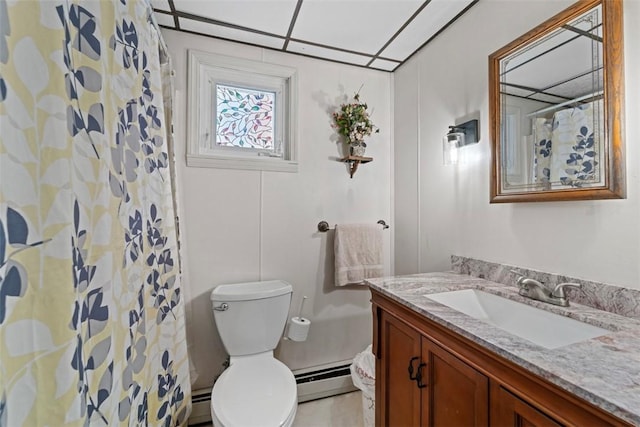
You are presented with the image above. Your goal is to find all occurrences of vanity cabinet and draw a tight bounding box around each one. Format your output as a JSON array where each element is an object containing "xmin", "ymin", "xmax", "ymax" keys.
[
  {"xmin": 378, "ymin": 310, "xmax": 488, "ymax": 426},
  {"xmin": 371, "ymin": 289, "xmax": 631, "ymax": 427},
  {"xmin": 492, "ymin": 385, "xmax": 562, "ymax": 427}
]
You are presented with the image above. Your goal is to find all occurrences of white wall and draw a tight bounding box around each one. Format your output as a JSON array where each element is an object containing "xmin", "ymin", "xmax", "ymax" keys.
[
  {"xmin": 394, "ymin": 0, "xmax": 640, "ymax": 289},
  {"xmin": 162, "ymin": 30, "xmax": 393, "ymax": 390}
]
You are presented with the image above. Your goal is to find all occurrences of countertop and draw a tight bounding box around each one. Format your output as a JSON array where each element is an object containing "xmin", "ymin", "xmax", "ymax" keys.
[{"xmin": 366, "ymin": 272, "xmax": 640, "ymax": 426}]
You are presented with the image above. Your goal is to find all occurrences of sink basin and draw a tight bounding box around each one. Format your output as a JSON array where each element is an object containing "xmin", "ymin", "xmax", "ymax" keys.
[{"xmin": 426, "ymin": 289, "xmax": 609, "ymax": 349}]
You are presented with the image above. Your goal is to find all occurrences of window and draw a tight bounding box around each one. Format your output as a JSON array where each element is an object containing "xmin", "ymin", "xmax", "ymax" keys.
[
  {"xmin": 187, "ymin": 50, "xmax": 298, "ymax": 172},
  {"xmin": 216, "ymin": 84, "xmax": 275, "ymax": 151}
]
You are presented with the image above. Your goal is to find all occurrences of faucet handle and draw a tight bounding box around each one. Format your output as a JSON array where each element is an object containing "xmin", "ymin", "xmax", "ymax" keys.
[
  {"xmin": 510, "ymin": 270, "xmax": 526, "ymax": 285},
  {"xmin": 552, "ymin": 282, "xmax": 582, "ymax": 299},
  {"xmin": 509, "ymin": 269, "xmax": 523, "ymax": 277},
  {"xmin": 511, "ymin": 271, "xmax": 544, "ymax": 289}
]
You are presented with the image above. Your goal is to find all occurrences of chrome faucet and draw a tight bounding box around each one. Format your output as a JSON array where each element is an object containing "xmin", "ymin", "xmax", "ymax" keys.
[{"xmin": 513, "ymin": 274, "xmax": 582, "ymax": 307}]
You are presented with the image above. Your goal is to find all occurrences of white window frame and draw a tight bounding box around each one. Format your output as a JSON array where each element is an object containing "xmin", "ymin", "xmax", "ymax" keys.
[{"xmin": 187, "ymin": 50, "xmax": 298, "ymax": 172}]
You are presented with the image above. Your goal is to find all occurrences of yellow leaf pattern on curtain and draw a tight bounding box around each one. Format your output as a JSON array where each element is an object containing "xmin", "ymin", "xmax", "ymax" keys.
[{"xmin": 0, "ymin": 1, "xmax": 191, "ymax": 425}]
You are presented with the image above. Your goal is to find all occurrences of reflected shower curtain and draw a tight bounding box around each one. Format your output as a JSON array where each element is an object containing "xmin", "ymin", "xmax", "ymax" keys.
[
  {"xmin": 0, "ymin": 0, "xmax": 191, "ymax": 425},
  {"xmin": 533, "ymin": 117, "xmax": 552, "ymax": 186},
  {"xmin": 549, "ymin": 101, "xmax": 601, "ymax": 186},
  {"xmin": 532, "ymin": 100, "xmax": 602, "ymax": 188}
]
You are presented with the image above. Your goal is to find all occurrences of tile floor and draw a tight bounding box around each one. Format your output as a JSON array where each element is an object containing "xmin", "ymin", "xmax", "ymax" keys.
[
  {"xmin": 195, "ymin": 391, "xmax": 364, "ymax": 427},
  {"xmin": 293, "ymin": 391, "xmax": 364, "ymax": 427}
]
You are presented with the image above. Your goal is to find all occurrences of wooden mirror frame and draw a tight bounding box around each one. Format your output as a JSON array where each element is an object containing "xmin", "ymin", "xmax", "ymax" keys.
[{"xmin": 489, "ymin": 0, "xmax": 625, "ymax": 203}]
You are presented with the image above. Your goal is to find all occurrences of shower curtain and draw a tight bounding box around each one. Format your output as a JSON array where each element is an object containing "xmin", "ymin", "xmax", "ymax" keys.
[
  {"xmin": 549, "ymin": 101, "xmax": 601, "ymax": 186},
  {"xmin": 0, "ymin": 0, "xmax": 191, "ymax": 425},
  {"xmin": 533, "ymin": 117, "xmax": 552, "ymax": 186},
  {"xmin": 532, "ymin": 100, "xmax": 601, "ymax": 188}
]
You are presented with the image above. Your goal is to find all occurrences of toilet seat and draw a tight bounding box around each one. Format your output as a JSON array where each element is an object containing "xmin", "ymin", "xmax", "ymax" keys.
[{"xmin": 211, "ymin": 356, "xmax": 297, "ymax": 427}]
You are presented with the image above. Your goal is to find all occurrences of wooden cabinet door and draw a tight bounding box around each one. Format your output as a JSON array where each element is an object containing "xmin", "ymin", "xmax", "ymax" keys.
[
  {"xmin": 422, "ymin": 339, "xmax": 489, "ymax": 427},
  {"xmin": 492, "ymin": 385, "xmax": 563, "ymax": 427},
  {"xmin": 378, "ymin": 311, "xmax": 422, "ymax": 427}
]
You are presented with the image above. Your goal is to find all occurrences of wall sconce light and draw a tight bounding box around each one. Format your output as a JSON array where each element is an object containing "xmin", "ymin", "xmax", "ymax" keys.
[{"xmin": 443, "ymin": 119, "xmax": 479, "ymax": 165}]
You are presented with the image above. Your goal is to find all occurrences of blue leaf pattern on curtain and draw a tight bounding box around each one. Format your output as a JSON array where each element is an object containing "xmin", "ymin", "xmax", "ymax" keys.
[
  {"xmin": 0, "ymin": 0, "xmax": 191, "ymax": 425},
  {"xmin": 550, "ymin": 102, "xmax": 600, "ymax": 187},
  {"xmin": 532, "ymin": 100, "xmax": 601, "ymax": 188}
]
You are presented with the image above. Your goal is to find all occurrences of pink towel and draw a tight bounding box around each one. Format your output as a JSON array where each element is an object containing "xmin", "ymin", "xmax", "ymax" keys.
[{"xmin": 334, "ymin": 224, "xmax": 384, "ymax": 286}]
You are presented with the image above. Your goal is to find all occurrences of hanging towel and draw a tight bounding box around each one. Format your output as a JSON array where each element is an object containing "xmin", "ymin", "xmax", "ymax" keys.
[{"xmin": 334, "ymin": 224, "xmax": 384, "ymax": 286}]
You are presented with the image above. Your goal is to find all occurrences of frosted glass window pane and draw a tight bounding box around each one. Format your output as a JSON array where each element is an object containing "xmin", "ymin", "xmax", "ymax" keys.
[{"xmin": 216, "ymin": 84, "xmax": 275, "ymax": 150}]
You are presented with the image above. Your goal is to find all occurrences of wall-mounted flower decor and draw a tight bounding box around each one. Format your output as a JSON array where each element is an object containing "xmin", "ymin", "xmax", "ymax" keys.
[{"xmin": 332, "ymin": 90, "xmax": 379, "ymax": 156}]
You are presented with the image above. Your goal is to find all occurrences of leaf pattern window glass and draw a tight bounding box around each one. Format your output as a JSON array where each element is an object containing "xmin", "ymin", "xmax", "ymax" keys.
[{"xmin": 216, "ymin": 84, "xmax": 275, "ymax": 150}]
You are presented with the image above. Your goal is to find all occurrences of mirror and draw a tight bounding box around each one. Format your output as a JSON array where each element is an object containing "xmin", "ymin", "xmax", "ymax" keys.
[{"xmin": 489, "ymin": 0, "xmax": 625, "ymax": 203}]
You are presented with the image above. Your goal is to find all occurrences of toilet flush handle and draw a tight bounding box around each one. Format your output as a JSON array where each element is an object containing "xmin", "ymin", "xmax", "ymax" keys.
[{"xmin": 214, "ymin": 303, "xmax": 229, "ymax": 311}]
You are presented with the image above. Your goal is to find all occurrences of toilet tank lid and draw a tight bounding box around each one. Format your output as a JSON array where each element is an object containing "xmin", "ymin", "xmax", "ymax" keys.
[{"xmin": 211, "ymin": 280, "xmax": 293, "ymax": 302}]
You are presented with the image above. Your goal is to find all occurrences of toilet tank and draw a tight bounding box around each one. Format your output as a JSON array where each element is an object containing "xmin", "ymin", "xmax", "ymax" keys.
[{"xmin": 211, "ymin": 280, "xmax": 293, "ymax": 356}]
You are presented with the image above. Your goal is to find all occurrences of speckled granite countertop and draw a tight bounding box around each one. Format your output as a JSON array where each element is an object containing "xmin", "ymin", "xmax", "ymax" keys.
[{"xmin": 366, "ymin": 272, "xmax": 640, "ymax": 426}]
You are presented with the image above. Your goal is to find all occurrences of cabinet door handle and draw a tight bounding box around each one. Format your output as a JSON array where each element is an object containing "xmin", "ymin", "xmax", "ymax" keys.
[
  {"xmin": 408, "ymin": 356, "xmax": 420, "ymax": 381},
  {"xmin": 416, "ymin": 363, "xmax": 427, "ymax": 388}
]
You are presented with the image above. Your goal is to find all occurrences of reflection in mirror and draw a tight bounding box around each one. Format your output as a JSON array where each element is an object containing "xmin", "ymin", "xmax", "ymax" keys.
[
  {"xmin": 489, "ymin": 0, "xmax": 625, "ymax": 203},
  {"xmin": 503, "ymin": 5, "xmax": 603, "ymax": 191}
]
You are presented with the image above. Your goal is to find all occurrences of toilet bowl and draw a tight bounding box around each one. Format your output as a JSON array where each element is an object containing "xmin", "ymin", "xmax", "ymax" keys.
[
  {"xmin": 210, "ymin": 280, "xmax": 297, "ymax": 427},
  {"xmin": 211, "ymin": 353, "xmax": 297, "ymax": 427}
]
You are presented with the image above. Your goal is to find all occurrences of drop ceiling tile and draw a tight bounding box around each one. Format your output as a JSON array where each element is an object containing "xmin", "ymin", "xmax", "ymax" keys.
[
  {"xmin": 504, "ymin": 87, "xmax": 536, "ymax": 98},
  {"xmin": 286, "ymin": 41, "xmax": 371, "ymax": 66},
  {"xmin": 506, "ymin": 37, "xmax": 596, "ymax": 96},
  {"xmin": 504, "ymin": 27, "xmax": 583, "ymax": 72},
  {"xmin": 381, "ymin": 0, "xmax": 475, "ymax": 61},
  {"xmin": 292, "ymin": 0, "xmax": 422, "ymax": 55},
  {"xmin": 154, "ymin": 12, "xmax": 176, "ymax": 28},
  {"xmin": 178, "ymin": 18, "xmax": 286, "ymax": 50},
  {"xmin": 174, "ymin": 0, "xmax": 298, "ymax": 36},
  {"xmin": 151, "ymin": 0, "xmax": 171, "ymax": 12},
  {"xmin": 369, "ymin": 59, "xmax": 399, "ymax": 72}
]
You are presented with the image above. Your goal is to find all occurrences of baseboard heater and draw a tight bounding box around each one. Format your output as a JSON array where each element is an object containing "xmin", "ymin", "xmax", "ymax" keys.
[
  {"xmin": 188, "ymin": 389, "xmax": 214, "ymax": 426},
  {"xmin": 187, "ymin": 360, "xmax": 356, "ymax": 425},
  {"xmin": 295, "ymin": 361, "xmax": 356, "ymax": 403}
]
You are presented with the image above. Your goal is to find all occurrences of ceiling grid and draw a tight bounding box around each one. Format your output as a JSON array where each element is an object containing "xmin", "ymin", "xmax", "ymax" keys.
[{"xmin": 152, "ymin": 0, "xmax": 479, "ymax": 72}]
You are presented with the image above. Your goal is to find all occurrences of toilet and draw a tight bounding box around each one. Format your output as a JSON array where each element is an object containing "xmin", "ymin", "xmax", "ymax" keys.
[{"xmin": 210, "ymin": 280, "xmax": 297, "ymax": 427}]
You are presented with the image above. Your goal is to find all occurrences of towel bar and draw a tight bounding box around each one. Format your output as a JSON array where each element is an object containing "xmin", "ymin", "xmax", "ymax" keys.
[{"xmin": 317, "ymin": 220, "xmax": 389, "ymax": 232}]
